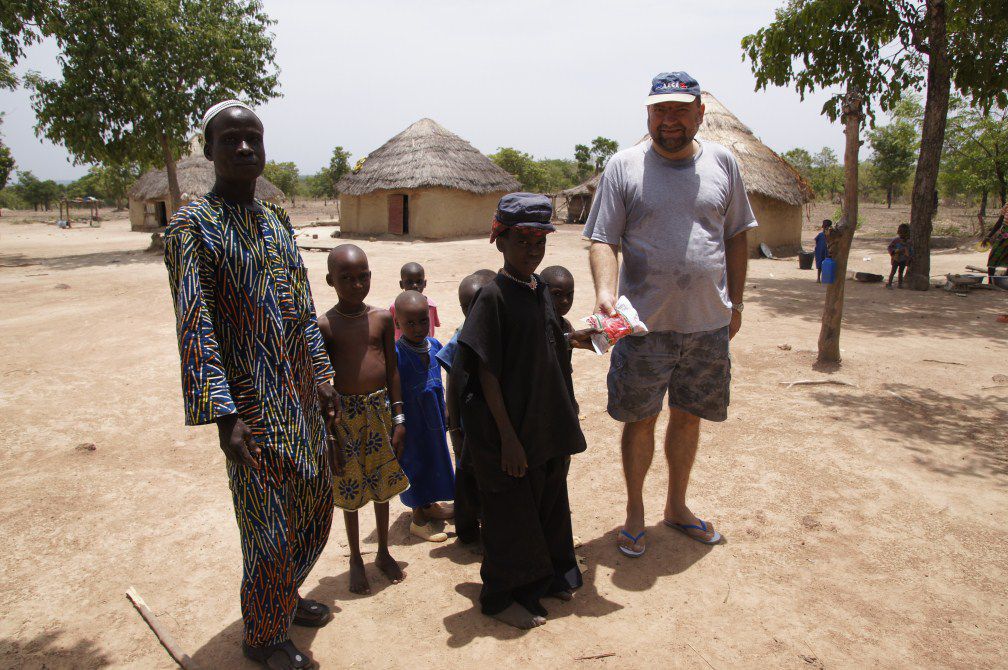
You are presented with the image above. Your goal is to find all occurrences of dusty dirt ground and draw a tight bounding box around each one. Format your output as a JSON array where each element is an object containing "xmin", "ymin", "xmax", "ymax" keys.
[{"xmin": 0, "ymin": 211, "xmax": 1005, "ymax": 670}]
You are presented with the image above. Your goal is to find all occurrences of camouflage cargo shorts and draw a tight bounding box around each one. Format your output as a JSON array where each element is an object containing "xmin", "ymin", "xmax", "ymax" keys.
[{"xmin": 607, "ymin": 327, "xmax": 731, "ymax": 423}]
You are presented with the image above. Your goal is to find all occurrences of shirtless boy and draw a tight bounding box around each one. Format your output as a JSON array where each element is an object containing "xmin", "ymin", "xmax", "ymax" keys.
[{"xmin": 317, "ymin": 244, "xmax": 409, "ymax": 594}]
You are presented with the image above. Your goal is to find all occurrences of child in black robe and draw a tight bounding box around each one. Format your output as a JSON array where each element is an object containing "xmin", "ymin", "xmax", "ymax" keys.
[{"xmin": 456, "ymin": 193, "xmax": 592, "ymax": 630}]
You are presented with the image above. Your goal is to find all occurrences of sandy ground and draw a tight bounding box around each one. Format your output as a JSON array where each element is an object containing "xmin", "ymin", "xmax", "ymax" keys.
[{"xmin": 0, "ymin": 212, "xmax": 1005, "ymax": 670}]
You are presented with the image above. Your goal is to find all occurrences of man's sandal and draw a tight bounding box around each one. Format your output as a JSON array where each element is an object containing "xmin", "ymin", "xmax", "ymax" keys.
[
  {"xmin": 663, "ymin": 518, "xmax": 722, "ymax": 545},
  {"xmin": 243, "ymin": 640, "xmax": 318, "ymax": 670},
  {"xmin": 617, "ymin": 529, "xmax": 646, "ymax": 557},
  {"xmin": 293, "ymin": 597, "xmax": 332, "ymax": 627}
]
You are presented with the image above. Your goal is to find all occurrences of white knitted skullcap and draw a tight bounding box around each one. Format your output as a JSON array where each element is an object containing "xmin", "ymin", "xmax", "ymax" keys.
[{"xmin": 201, "ymin": 99, "xmax": 255, "ymax": 136}]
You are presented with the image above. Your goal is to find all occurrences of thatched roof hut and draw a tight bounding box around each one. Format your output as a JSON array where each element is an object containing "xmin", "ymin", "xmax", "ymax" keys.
[
  {"xmin": 337, "ymin": 118, "xmax": 520, "ymax": 239},
  {"xmin": 127, "ymin": 155, "xmax": 282, "ymax": 232},
  {"xmin": 561, "ymin": 91, "xmax": 812, "ymax": 255}
]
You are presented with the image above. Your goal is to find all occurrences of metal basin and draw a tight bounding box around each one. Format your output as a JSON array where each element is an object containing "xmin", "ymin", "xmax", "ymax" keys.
[
  {"xmin": 947, "ymin": 273, "xmax": 985, "ymax": 286},
  {"xmin": 993, "ymin": 275, "xmax": 1008, "ymax": 290}
]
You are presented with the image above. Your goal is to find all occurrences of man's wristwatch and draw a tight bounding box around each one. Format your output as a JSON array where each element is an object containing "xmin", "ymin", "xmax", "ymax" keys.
[{"xmin": 732, "ymin": 302, "xmax": 744, "ymax": 313}]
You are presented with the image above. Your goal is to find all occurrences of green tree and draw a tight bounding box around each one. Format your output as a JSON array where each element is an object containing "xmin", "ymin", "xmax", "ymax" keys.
[
  {"xmin": 743, "ymin": 0, "xmax": 1008, "ymax": 292},
  {"xmin": 575, "ymin": 137, "xmax": 619, "ymax": 180},
  {"xmin": 0, "ymin": 116, "xmax": 14, "ymax": 189},
  {"xmin": 490, "ymin": 147, "xmax": 547, "ymax": 192},
  {"xmin": 941, "ymin": 96, "xmax": 1008, "ymax": 226},
  {"xmin": 304, "ymin": 172, "xmax": 330, "ymax": 200},
  {"xmin": 26, "ymin": 0, "xmax": 280, "ymax": 214},
  {"xmin": 14, "ymin": 170, "xmax": 61, "ymax": 211},
  {"xmin": 0, "ymin": 1, "xmax": 51, "ymax": 90},
  {"xmin": 537, "ymin": 158, "xmax": 581, "ymax": 192},
  {"xmin": 782, "ymin": 148, "xmax": 813, "ymax": 184},
  {"xmin": 263, "ymin": 161, "xmax": 299, "ymax": 205},
  {"xmin": 868, "ymin": 97, "xmax": 922, "ymax": 206},
  {"xmin": 66, "ymin": 170, "xmax": 103, "ymax": 200},
  {"xmin": 810, "ymin": 147, "xmax": 844, "ymax": 200},
  {"xmin": 328, "ymin": 146, "xmax": 352, "ymax": 195}
]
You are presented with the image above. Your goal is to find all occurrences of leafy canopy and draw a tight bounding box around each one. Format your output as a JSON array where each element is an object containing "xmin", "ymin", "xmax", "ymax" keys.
[
  {"xmin": 26, "ymin": 0, "xmax": 280, "ymax": 169},
  {"xmin": 940, "ymin": 96, "xmax": 1008, "ymax": 204},
  {"xmin": 867, "ymin": 96, "xmax": 921, "ymax": 197},
  {"xmin": 263, "ymin": 161, "xmax": 299, "ymax": 203},
  {"xmin": 742, "ymin": 0, "xmax": 1008, "ymax": 120}
]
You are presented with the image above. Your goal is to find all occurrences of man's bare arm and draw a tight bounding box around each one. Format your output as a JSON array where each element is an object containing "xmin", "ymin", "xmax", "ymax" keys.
[
  {"xmin": 589, "ymin": 241, "xmax": 620, "ymax": 315},
  {"xmin": 725, "ymin": 230, "xmax": 748, "ymax": 339}
]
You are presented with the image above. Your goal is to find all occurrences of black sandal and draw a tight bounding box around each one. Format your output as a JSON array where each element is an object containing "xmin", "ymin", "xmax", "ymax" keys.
[
  {"xmin": 243, "ymin": 640, "xmax": 318, "ymax": 669},
  {"xmin": 293, "ymin": 597, "xmax": 332, "ymax": 627}
]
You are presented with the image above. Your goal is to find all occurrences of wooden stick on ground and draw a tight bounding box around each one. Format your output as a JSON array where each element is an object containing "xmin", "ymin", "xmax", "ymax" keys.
[
  {"xmin": 125, "ymin": 587, "xmax": 199, "ymax": 670},
  {"xmin": 780, "ymin": 379, "xmax": 858, "ymax": 389},
  {"xmin": 575, "ymin": 652, "xmax": 616, "ymax": 661}
]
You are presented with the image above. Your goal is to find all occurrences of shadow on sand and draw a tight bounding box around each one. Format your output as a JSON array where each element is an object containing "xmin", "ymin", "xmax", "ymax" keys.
[
  {"xmin": 0, "ymin": 631, "xmax": 114, "ymax": 668},
  {"xmin": 0, "ymin": 249, "xmax": 160, "ymax": 272},
  {"xmin": 808, "ymin": 382, "xmax": 1008, "ymax": 480},
  {"xmin": 748, "ymin": 273, "xmax": 1007, "ymax": 340}
]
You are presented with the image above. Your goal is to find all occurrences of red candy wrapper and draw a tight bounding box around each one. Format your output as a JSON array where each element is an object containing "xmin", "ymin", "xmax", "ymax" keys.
[{"xmin": 583, "ymin": 296, "xmax": 648, "ymax": 354}]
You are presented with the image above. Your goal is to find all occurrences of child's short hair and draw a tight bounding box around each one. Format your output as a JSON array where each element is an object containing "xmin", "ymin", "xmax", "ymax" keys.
[
  {"xmin": 400, "ymin": 262, "xmax": 424, "ymax": 279},
  {"xmin": 540, "ymin": 265, "xmax": 573, "ymax": 285},
  {"xmin": 822, "ymin": 219, "xmax": 833, "ymax": 228},
  {"xmin": 897, "ymin": 223, "xmax": 910, "ymax": 236}
]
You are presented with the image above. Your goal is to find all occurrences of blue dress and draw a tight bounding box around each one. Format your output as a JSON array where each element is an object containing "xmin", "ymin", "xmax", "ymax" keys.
[
  {"xmin": 395, "ymin": 337, "xmax": 456, "ymax": 508},
  {"xmin": 814, "ymin": 231, "xmax": 829, "ymax": 269}
]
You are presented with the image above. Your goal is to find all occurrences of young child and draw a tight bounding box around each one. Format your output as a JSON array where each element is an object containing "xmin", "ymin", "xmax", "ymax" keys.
[
  {"xmin": 456, "ymin": 193, "xmax": 592, "ymax": 630},
  {"xmin": 393, "ymin": 290, "xmax": 456, "ymax": 542},
  {"xmin": 540, "ymin": 265, "xmax": 579, "ymax": 416},
  {"xmin": 437, "ymin": 273, "xmax": 494, "ymax": 546},
  {"xmin": 390, "ymin": 262, "xmax": 440, "ymax": 339},
  {"xmin": 540, "ymin": 265, "xmax": 575, "ymax": 334},
  {"xmin": 887, "ymin": 223, "xmax": 913, "ymax": 288},
  {"xmin": 317, "ymin": 244, "xmax": 409, "ymax": 595},
  {"xmin": 814, "ymin": 219, "xmax": 832, "ymax": 283}
]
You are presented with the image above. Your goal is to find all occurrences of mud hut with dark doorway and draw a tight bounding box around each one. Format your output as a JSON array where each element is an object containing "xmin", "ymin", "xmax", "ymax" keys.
[
  {"xmin": 127, "ymin": 153, "xmax": 283, "ymax": 232},
  {"xmin": 336, "ymin": 118, "xmax": 520, "ymax": 239},
  {"xmin": 562, "ymin": 92, "xmax": 813, "ymax": 255}
]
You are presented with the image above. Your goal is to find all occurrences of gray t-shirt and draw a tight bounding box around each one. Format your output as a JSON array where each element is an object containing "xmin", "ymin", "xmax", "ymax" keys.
[{"xmin": 583, "ymin": 139, "xmax": 757, "ymax": 333}]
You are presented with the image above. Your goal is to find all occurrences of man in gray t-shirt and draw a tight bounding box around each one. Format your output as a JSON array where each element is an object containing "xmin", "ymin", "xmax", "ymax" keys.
[{"xmin": 584, "ymin": 72, "xmax": 756, "ymax": 557}]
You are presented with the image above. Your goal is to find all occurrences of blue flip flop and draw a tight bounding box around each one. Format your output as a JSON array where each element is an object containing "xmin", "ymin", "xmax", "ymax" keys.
[
  {"xmin": 617, "ymin": 529, "xmax": 646, "ymax": 557},
  {"xmin": 664, "ymin": 518, "xmax": 722, "ymax": 545}
]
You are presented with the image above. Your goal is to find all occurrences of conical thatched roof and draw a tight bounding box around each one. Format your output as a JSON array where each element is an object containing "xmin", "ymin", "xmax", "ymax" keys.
[
  {"xmin": 128, "ymin": 155, "xmax": 283, "ymax": 202},
  {"xmin": 337, "ymin": 118, "xmax": 520, "ymax": 196},
  {"xmin": 562, "ymin": 92, "xmax": 812, "ymax": 205}
]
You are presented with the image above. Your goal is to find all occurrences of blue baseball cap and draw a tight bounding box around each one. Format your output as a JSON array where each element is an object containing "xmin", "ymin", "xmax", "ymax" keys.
[
  {"xmin": 495, "ymin": 192, "xmax": 555, "ymax": 231},
  {"xmin": 647, "ymin": 71, "xmax": 701, "ymax": 105}
]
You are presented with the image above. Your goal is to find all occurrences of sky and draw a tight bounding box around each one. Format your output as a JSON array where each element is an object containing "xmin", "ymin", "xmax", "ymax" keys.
[{"xmin": 1, "ymin": 0, "xmax": 850, "ymax": 182}]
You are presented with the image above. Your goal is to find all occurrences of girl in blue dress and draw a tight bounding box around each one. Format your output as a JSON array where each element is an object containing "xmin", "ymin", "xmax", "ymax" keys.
[{"xmin": 393, "ymin": 290, "xmax": 456, "ymax": 542}]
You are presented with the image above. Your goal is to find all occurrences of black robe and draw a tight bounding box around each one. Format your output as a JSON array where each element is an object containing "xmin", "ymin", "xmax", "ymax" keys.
[{"xmin": 457, "ymin": 274, "xmax": 586, "ymax": 615}]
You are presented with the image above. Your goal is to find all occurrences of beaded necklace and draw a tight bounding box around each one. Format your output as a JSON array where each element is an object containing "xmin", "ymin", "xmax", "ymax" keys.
[{"xmin": 499, "ymin": 267, "xmax": 537, "ymax": 291}]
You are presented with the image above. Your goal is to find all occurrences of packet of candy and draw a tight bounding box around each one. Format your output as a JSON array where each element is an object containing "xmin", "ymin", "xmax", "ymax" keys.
[{"xmin": 583, "ymin": 296, "xmax": 649, "ymax": 354}]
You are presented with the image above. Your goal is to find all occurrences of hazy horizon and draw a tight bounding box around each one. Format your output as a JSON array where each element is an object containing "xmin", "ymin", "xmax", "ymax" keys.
[{"xmin": 1, "ymin": 0, "xmax": 853, "ymax": 182}]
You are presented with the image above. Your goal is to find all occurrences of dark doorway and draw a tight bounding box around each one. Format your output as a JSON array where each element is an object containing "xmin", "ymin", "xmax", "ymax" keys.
[
  {"xmin": 387, "ymin": 193, "xmax": 409, "ymax": 235},
  {"xmin": 156, "ymin": 201, "xmax": 168, "ymax": 227}
]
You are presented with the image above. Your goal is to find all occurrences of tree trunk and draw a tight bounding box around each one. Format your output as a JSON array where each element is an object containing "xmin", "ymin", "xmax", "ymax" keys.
[
  {"xmin": 814, "ymin": 91, "xmax": 862, "ymax": 362},
  {"xmin": 887, "ymin": 186, "xmax": 893, "ymax": 208},
  {"xmin": 906, "ymin": 0, "xmax": 950, "ymax": 291},
  {"xmin": 160, "ymin": 132, "xmax": 181, "ymax": 214},
  {"xmin": 978, "ymin": 189, "xmax": 988, "ymax": 236},
  {"xmin": 817, "ymin": 91, "xmax": 863, "ymax": 365}
]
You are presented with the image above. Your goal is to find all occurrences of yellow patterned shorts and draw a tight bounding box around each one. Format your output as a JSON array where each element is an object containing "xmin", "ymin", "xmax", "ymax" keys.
[{"xmin": 331, "ymin": 387, "xmax": 409, "ymax": 511}]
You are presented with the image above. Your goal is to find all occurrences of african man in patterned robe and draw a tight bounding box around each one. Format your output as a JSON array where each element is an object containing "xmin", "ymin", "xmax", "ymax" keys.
[{"xmin": 164, "ymin": 101, "xmax": 337, "ymax": 669}]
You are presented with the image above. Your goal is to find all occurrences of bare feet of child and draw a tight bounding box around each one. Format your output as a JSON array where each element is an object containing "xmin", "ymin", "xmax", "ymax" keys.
[
  {"xmin": 492, "ymin": 602, "xmax": 546, "ymax": 630},
  {"xmin": 348, "ymin": 556, "xmax": 370, "ymax": 595},
  {"xmin": 375, "ymin": 549, "xmax": 405, "ymax": 584},
  {"xmin": 546, "ymin": 589, "xmax": 573, "ymax": 601}
]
